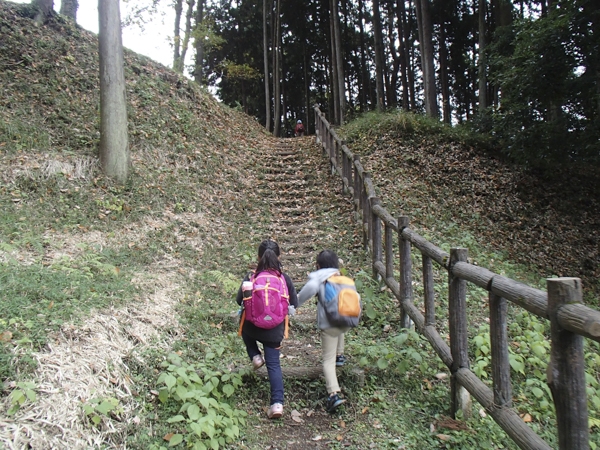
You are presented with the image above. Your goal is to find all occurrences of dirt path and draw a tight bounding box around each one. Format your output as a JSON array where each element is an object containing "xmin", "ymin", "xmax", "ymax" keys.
[{"xmin": 237, "ymin": 137, "xmax": 367, "ymax": 449}]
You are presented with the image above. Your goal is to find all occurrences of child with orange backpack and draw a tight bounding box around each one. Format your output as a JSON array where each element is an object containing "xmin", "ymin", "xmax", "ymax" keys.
[
  {"xmin": 236, "ymin": 239, "xmax": 298, "ymax": 419},
  {"xmin": 296, "ymin": 250, "xmax": 361, "ymax": 413}
]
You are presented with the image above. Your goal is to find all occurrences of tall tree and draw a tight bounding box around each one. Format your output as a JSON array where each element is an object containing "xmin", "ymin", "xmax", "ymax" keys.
[
  {"xmin": 173, "ymin": 0, "xmax": 184, "ymax": 71},
  {"xmin": 478, "ymin": 0, "xmax": 488, "ymax": 111},
  {"xmin": 331, "ymin": 0, "xmax": 345, "ymax": 124},
  {"xmin": 193, "ymin": 0, "xmax": 205, "ymax": 83},
  {"xmin": 372, "ymin": 0, "xmax": 386, "ymax": 111},
  {"xmin": 416, "ymin": 0, "xmax": 438, "ymax": 117},
  {"xmin": 60, "ymin": 0, "xmax": 77, "ymax": 20},
  {"xmin": 263, "ymin": 0, "xmax": 271, "ymax": 131},
  {"xmin": 273, "ymin": 0, "xmax": 282, "ymax": 136},
  {"xmin": 98, "ymin": 0, "xmax": 130, "ymax": 184}
]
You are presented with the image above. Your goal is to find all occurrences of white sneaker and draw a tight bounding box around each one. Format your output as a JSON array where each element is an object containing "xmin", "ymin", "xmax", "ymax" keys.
[
  {"xmin": 267, "ymin": 403, "xmax": 283, "ymax": 419},
  {"xmin": 252, "ymin": 354, "xmax": 264, "ymax": 370}
]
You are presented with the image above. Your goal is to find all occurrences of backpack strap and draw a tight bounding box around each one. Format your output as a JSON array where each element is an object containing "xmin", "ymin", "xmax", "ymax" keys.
[{"xmin": 238, "ymin": 309, "xmax": 245, "ymax": 336}]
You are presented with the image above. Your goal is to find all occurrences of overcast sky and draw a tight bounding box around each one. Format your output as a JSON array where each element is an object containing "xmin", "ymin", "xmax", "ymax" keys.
[{"xmin": 9, "ymin": 0, "xmax": 175, "ymax": 68}]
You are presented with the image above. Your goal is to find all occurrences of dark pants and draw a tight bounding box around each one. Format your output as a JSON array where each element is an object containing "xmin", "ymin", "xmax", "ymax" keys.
[{"xmin": 242, "ymin": 332, "xmax": 284, "ymax": 405}]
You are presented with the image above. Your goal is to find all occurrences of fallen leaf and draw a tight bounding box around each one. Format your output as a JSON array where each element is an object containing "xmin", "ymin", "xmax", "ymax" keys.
[
  {"xmin": 312, "ymin": 435, "xmax": 322, "ymax": 441},
  {"xmin": 163, "ymin": 433, "xmax": 174, "ymax": 441},
  {"xmin": 522, "ymin": 413, "xmax": 532, "ymax": 423},
  {"xmin": 361, "ymin": 406, "xmax": 369, "ymax": 414},
  {"xmin": 0, "ymin": 331, "xmax": 12, "ymax": 342},
  {"xmin": 336, "ymin": 434, "xmax": 343, "ymax": 441},
  {"xmin": 339, "ymin": 419, "xmax": 346, "ymax": 428},
  {"xmin": 437, "ymin": 434, "xmax": 451, "ymax": 441}
]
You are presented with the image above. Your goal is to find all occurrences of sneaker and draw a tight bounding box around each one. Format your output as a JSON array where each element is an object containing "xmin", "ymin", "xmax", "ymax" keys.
[
  {"xmin": 252, "ymin": 354, "xmax": 265, "ymax": 370},
  {"xmin": 326, "ymin": 393, "xmax": 346, "ymax": 413},
  {"xmin": 267, "ymin": 402, "xmax": 283, "ymax": 419},
  {"xmin": 335, "ymin": 355, "xmax": 346, "ymax": 367}
]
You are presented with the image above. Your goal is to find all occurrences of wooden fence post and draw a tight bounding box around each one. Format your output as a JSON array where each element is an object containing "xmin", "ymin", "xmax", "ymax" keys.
[
  {"xmin": 353, "ymin": 155, "xmax": 361, "ymax": 218},
  {"xmin": 489, "ymin": 292, "xmax": 512, "ymax": 407},
  {"xmin": 423, "ymin": 255, "xmax": 435, "ymax": 327},
  {"xmin": 547, "ymin": 278, "xmax": 589, "ymax": 450},
  {"xmin": 370, "ymin": 197, "xmax": 381, "ymax": 278},
  {"xmin": 385, "ymin": 222, "xmax": 394, "ymax": 281},
  {"xmin": 398, "ymin": 216, "xmax": 413, "ymax": 329},
  {"xmin": 449, "ymin": 248, "xmax": 472, "ymax": 419},
  {"xmin": 362, "ymin": 173, "xmax": 371, "ymax": 251},
  {"xmin": 314, "ymin": 107, "xmax": 320, "ymax": 144}
]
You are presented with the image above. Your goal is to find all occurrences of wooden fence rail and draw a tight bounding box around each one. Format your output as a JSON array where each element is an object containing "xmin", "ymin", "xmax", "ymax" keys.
[{"xmin": 314, "ymin": 105, "xmax": 600, "ymax": 450}]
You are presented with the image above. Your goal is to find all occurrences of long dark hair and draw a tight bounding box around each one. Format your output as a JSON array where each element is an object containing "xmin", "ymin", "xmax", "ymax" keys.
[{"xmin": 255, "ymin": 239, "xmax": 283, "ymax": 275}]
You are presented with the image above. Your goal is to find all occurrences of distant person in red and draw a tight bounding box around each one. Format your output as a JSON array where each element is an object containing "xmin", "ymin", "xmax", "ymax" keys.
[{"xmin": 294, "ymin": 120, "xmax": 305, "ymax": 137}]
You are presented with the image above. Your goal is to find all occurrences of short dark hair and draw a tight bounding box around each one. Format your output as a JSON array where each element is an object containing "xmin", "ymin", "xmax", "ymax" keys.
[{"xmin": 316, "ymin": 249, "xmax": 339, "ymax": 269}]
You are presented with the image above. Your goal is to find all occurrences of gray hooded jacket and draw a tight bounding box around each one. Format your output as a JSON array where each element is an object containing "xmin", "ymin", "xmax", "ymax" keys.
[{"xmin": 297, "ymin": 267, "xmax": 345, "ymax": 330}]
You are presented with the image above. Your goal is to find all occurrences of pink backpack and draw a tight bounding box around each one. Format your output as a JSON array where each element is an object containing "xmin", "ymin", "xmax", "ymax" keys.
[{"xmin": 244, "ymin": 271, "xmax": 289, "ymax": 329}]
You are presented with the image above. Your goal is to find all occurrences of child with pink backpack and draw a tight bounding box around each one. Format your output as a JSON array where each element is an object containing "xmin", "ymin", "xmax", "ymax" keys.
[{"xmin": 236, "ymin": 239, "xmax": 298, "ymax": 419}]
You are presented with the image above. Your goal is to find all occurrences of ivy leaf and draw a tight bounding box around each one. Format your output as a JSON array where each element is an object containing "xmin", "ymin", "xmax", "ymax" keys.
[
  {"xmin": 167, "ymin": 415, "xmax": 186, "ymax": 423},
  {"xmin": 188, "ymin": 404, "xmax": 201, "ymax": 421},
  {"xmin": 222, "ymin": 383, "xmax": 235, "ymax": 397},
  {"xmin": 377, "ymin": 358, "xmax": 389, "ymax": 369},
  {"xmin": 531, "ymin": 387, "xmax": 544, "ymax": 398},
  {"xmin": 165, "ymin": 374, "xmax": 177, "ymax": 390},
  {"xmin": 95, "ymin": 401, "xmax": 114, "ymax": 415}
]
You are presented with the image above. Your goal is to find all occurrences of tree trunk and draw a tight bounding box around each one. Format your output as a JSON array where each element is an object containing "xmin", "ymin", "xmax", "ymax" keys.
[
  {"xmin": 396, "ymin": 0, "xmax": 410, "ymax": 111},
  {"xmin": 273, "ymin": 0, "xmax": 282, "ymax": 137},
  {"xmin": 478, "ymin": 0, "xmax": 488, "ymax": 111},
  {"xmin": 416, "ymin": 0, "xmax": 437, "ymax": 118},
  {"xmin": 372, "ymin": 0, "xmax": 385, "ymax": 111},
  {"xmin": 178, "ymin": 0, "xmax": 196, "ymax": 75},
  {"xmin": 329, "ymin": 0, "xmax": 340, "ymax": 124},
  {"xmin": 439, "ymin": 22, "xmax": 451, "ymax": 123},
  {"xmin": 98, "ymin": 0, "xmax": 130, "ymax": 184},
  {"xmin": 193, "ymin": 0, "xmax": 205, "ymax": 83},
  {"xmin": 173, "ymin": 0, "xmax": 183, "ymax": 71},
  {"xmin": 357, "ymin": 0, "xmax": 368, "ymax": 110},
  {"xmin": 331, "ymin": 0, "xmax": 345, "ymax": 124},
  {"xmin": 59, "ymin": 0, "xmax": 77, "ymax": 20},
  {"xmin": 304, "ymin": 47, "xmax": 311, "ymax": 134},
  {"xmin": 386, "ymin": 2, "xmax": 399, "ymax": 108},
  {"xmin": 32, "ymin": 0, "xmax": 53, "ymax": 25},
  {"xmin": 263, "ymin": 0, "xmax": 271, "ymax": 131}
]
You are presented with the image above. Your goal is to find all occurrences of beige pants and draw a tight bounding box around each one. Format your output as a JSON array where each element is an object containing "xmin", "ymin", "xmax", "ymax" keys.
[{"xmin": 321, "ymin": 327, "xmax": 348, "ymax": 395}]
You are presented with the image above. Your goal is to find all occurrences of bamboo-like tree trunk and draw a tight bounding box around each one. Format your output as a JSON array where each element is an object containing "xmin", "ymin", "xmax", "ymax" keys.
[
  {"xmin": 440, "ymin": 23, "xmax": 451, "ymax": 123},
  {"xmin": 193, "ymin": 0, "xmax": 205, "ymax": 83},
  {"xmin": 98, "ymin": 0, "xmax": 130, "ymax": 184},
  {"xmin": 373, "ymin": 0, "xmax": 385, "ymax": 111},
  {"xmin": 357, "ymin": 0, "xmax": 368, "ymax": 110},
  {"xmin": 416, "ymin": 0, "xmax": 438, "ymax": 118},
  {"xmin": 173, "ymin": 0, "xmax": 183, "ymax": 71},
  {"xmin": 263, "ymin": 0, "xmax": 271, "ymax": 131},
  {"xmin": 396, "ymin": 0, "xmax": 410, "ymax": 110},
  {"xmin": 331, "ymin": 0, "xmax": 345, "ymax": 124},
  {"xmin": 478, "ymin": 0, "xmax": 488, "ymax": 111},
  {"xmin": 59, "ymin": 0, "xmax": 77, "ymax": 20},
  {"xmin": 178, "ymin": 0, "xmax": 196, "ymax": 74},
  {"xmin": 329, "ymin": 0, "xmax": 340, "ymax": 124},
  {"xmin": 273, "ymin": 0, "xmax": 282, "ymax": 137}
]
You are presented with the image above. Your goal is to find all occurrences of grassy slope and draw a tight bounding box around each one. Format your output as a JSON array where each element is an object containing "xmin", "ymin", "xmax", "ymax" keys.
[
  {"xmin": 339, "ymin": 111, "xmax": 600, "ymax": 302},
  {"xmin": 0, "ymin": 2, "xmax": 599, "ymax": 449}
]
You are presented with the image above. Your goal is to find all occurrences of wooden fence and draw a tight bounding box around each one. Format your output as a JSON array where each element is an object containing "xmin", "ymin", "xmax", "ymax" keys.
[{"xmin": 314, "ymin": 105, "xmax": 600, "ymax": 450}]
